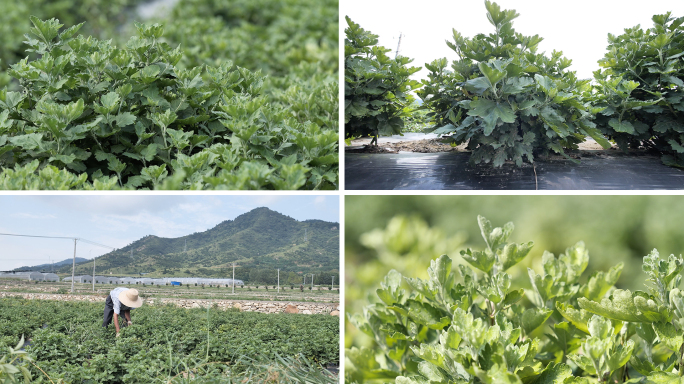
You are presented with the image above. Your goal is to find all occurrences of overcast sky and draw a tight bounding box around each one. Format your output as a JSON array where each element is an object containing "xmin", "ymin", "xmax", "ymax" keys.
[
  {"xmin": 0, "ymin": 195, "xmax": 339, "ymax": 271},
  {"xmin": 343, "ymin": 0, "xmax": 684, "ymax": 82}
]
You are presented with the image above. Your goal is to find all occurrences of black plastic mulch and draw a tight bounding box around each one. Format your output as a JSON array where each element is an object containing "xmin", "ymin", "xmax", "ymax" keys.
[{"xmin": 345, "ymin": 151, "xmax": 684, "ymax": 190}]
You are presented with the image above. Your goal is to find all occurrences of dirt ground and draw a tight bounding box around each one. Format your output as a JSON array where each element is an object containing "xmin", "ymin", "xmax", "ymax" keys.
[{"xmin": 347, "ymin": 136, "xmax": 617, "ymax": 155}]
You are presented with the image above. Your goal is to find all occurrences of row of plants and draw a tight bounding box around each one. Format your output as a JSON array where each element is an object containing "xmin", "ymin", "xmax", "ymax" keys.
[
  {"xmin": 0, "ymin": 17, "xmax": 337, "ymax": 189},
  {"xmin": 344, "ymin": 1, "xmax": 684, "ymax": 168},
  {"xmin": 347, "ymin": 215, "xmax": 684, "ymax": 383},
  {"xmin": 0, "ymin": 298, "xmax": 338, "ymax": 383},
  {"xmin": 0, "ymin": 337, "xmax": 336, "ymax": 384}
]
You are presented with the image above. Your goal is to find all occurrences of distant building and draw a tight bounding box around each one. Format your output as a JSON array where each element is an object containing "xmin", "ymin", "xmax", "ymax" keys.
[{"xmin": 63, "ymin": 275, "xmax": 92, "ymax": 283}]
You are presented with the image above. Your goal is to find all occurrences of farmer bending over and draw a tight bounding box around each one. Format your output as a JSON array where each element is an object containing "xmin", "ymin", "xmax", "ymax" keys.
[{"xmin": 103, "ymin": 287, "xmax": 143, "ymax": 337}]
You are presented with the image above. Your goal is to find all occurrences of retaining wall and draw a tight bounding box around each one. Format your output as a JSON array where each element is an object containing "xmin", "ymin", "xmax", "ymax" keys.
[{"xmin": 0, "ymin": 292, "xmax": 339, "ymax": 315}]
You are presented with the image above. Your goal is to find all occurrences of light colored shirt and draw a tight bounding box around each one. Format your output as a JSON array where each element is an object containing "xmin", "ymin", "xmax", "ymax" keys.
[{"xmin": 109, "ymin": 287, "xmax": 134, "ymax": 315}]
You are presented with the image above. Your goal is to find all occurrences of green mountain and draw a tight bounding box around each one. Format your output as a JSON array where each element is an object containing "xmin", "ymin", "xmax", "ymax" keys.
[
  {"xmin": 59, "ymin": 207, "xmax": 339, "ymax": 277},
  {"xmin": 13, "ymin": 257, "xmax": 88, "ymax": 272}
]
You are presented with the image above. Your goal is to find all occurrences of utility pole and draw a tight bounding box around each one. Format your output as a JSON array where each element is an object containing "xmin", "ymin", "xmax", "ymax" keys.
[
  {"xmin": 92, "ymin": 250, "xmax": 95, "ymax": 292},
  {"xmin": 332, "ymin": 275, "xmax": 334, "ymax": 290},
  {"xmin": 277, "ymin": 269, "xmax": 280, "ymax": 294},
  {"xmin": 395, "ymin": 32, "xmax": 403, "ymax": 59},
  {"xmin": 311, "ymin": 274, "xmax": 314, "ymax": 290},
  {"xmin": 71, "ymin": 239, "xmax": 78, "ymax": 293},
  {"xmin": 232, "ymin": 263, "xmax": 235, "ymax": 294}
]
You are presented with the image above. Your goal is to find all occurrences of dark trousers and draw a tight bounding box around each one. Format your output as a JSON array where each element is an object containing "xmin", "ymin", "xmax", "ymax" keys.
[
  {"xmin": 103, "ymin": 295, "xmax": 130, "ymax": 328},
  {"xmin": 103, "ymin": 295, "xmax": 115, "ymax": 327}
]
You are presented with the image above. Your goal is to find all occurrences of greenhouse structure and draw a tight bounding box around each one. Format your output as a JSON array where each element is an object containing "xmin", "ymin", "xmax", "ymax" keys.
[
  {"xmin": 63, "ymin": 275, "xmax": 92, "ymax": 283},
  {"xmin": 0, "ymin": 273, "xmax": 244, "ymax": 286},
  {"xmin": 0, "ymin": 271, "xmax": 58, "ymax": 281}
]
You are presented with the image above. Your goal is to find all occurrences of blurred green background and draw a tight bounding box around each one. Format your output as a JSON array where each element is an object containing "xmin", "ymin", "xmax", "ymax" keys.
[{"xmin": 345, "ymin": 195, "xmax": 684, "ymax": 348}]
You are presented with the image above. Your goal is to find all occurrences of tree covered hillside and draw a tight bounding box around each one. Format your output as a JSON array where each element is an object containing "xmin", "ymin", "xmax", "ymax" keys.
[{"xmin": 58, "ymin": 207, "xmax": 339, "ymax": 276}]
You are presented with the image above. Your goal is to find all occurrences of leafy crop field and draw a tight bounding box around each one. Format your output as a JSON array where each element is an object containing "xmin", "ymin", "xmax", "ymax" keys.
[
  {"xmin": 347, "ymin": 215, "xmax": 684, "ymax": 383},
  {"xmin": 345, "ymin": 1, "xmax": 684, "ymax": 169},
  {"xmin": 0, "ymin": 0, "xmax": 338, "ymax": 189},
  {"xmin": 0, "ymin": 298, "xmax": 338, "ymax": 383}
]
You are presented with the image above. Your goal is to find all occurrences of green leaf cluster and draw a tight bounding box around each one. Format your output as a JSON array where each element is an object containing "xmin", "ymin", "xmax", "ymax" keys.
[
  {"xmin": 0, "ymin": 336, "xmax": 32, "ymax": 383},
  {"xmin": 0, "ymin": 0, "xmax": 147, "ymax": 89},
  {"xmin": 347, "ymin": 215, "xmax": 684, "ymax": 383},
  {"xmin": 0, "ymin": 18, "xmax": 337, "ymax": 189},
  {"xmin": 417, "ymin": 1, "xmax": 609, "ymax": 167},
  {"xmin": 344, "ymin": 16, "xmax": 422, "ymax": 141},
  {"xmin": 593, "ymin": 12, "xmax": 684, "ymax": 167}
]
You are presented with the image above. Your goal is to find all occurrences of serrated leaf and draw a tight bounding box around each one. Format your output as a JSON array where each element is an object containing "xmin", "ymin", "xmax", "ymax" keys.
[
  {"xmin": 652, "ymin": 322, "xmax": 683, "ymax": 352},
  {"xmin": 556, "ymin": 302, "xmax": 591, "ymax": 334},
  {"xmin": 608, "ymin": 118, "xmax": 635, "ymax": 134},
  {"xmin": 100, "ymin": 92, "xmax": 120, "ymax": 113},
  {"xmin": 440, "ymin": 325, "xmax": 462, "ymax": 349},
  {"xmin": 579, "ymin": 289, "xmax": 669, "ymax": 323},
  {"xmin": 503, "ymin": 289, "xmax": 524, "ymax": 307},
  {"xmin": 579, "ymin": 263, "xmax": 623, "ymax": 301},
  {"xmin": 468, "ymin": 99, "xmax": 517, "ymax": 135},
  {"xmin": 606, "ymin": 339, "xmax": 634, "ymax": 372},
  {"xmin": 526, "ymin": 362, "xmax": 572, "ymax": 384},
  {"xmin": 500, "ymin": 241, "xmax": 533, "ymax": 271},
  {"xmin": 522, "ymin": 307, "xmax": 552, "ymax": 334},
  {"xmin": 460, "ymin": 248, "xmax": 495, "ymax": 273},
  {"xmin": 115, "ymin": 112, "xmax": 137, "ymax": 127},
  {"xmin": 406, "ymin": 300, "xmax": 449, "ymax": 329}
]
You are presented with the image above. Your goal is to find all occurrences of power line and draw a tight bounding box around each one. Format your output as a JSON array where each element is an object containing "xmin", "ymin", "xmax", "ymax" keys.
[
  {"xmin": 0, "ymin": 232, "xmax": 116, "ymax": 293},
  {"xmin": 0, "ymin": 233, "xmax": 75, "ymax": 240},
  {"xmin": 0, "ymin": 233, "xmax": 115, "ymax": 249}
]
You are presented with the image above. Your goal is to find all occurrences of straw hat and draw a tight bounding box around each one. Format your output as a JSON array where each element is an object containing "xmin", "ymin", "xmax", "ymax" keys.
[{"xmin": 119, "ymin": 288, "xmax": 143, "ymax": 308}]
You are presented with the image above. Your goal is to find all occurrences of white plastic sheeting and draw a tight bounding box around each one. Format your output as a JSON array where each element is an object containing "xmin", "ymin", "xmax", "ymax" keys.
[{"xmin": 0, "ymin": 273, "xmax": 245, "ymax": 286}]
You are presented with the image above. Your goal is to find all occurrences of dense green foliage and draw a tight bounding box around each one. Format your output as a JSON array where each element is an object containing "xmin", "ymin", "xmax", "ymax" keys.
[
  {"xmin": 593, "ymin": 12, "xmax": 684, "ymax": 167},
  {"xmin": 417, "ymin": 1, "xmax": 609, "ymax": 167},
  {"xmin": 0, "ymin": 0, "xmax": 146, "ymax": 89},
  {"xmin": 346, "ymin": 216, "xmax": 684, "ymax": 383},
  {"xmin": 345, "ymin": 196, "xmax": 684, "ymax": 358},
  {"xmin": 56, "ymin": 207, "xmax": 339, "ymax": 276},
  {"xmin": 344, "ymin": 16, "xmax": 421, "ymax": 142},
  {"xmin": 0, "ymin": 18, "xmax": 336, "ymax": 190},
  {"xmin": 0, "ymin": 298, "xmax": 338, "ymax": 383},
  {"xmin": 161, "ymin": 0, "xmax": 339, "ymax": 184}
]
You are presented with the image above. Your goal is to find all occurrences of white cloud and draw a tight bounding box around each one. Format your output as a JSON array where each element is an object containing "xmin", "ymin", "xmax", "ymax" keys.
[
  {"xmin": 90, "ymin": 211, "xmax": 192, "ymax": 238},
  {"xmin": 314, "ymin": 196, "xmax": 326, "ymax": 205},
  {"xmin": 35, "ymin": 196, "xmax": 188, "ymax": 215},
  {"xmin": 250, "ymin": 195, "xmax": 284, "ymax": 205}
]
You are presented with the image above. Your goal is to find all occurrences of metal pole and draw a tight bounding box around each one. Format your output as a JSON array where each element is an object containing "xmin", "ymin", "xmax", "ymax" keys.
[
  {"xmin": 395, "ymin": 32, "xmax": 403, "ymax": 59},
  {"xmin": 232, "ymin": 263, "xmax": 235, "ymax": 294},
  {"xmin": 332, "ymin": 275, "xmax": 334, "ymax": 289},
  {"xmin": 277, "ymin": 269, "xmax": 280, "ymax": 294},
  {"xmin": 71, "ymin": 239, "xmax": 77, "ymax": 293},
  {"xmin": 92, "ymin": 250, "xmax": 95, "ymax": 292},
  {"xmin": 311, "ymin": 274, "xmax": 314, "ymax": 290}
]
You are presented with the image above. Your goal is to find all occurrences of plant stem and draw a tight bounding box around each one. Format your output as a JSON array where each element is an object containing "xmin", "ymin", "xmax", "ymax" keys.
[{"xmin": 679, "ymin": 342, "xmax": 684, "ymax": 376}]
